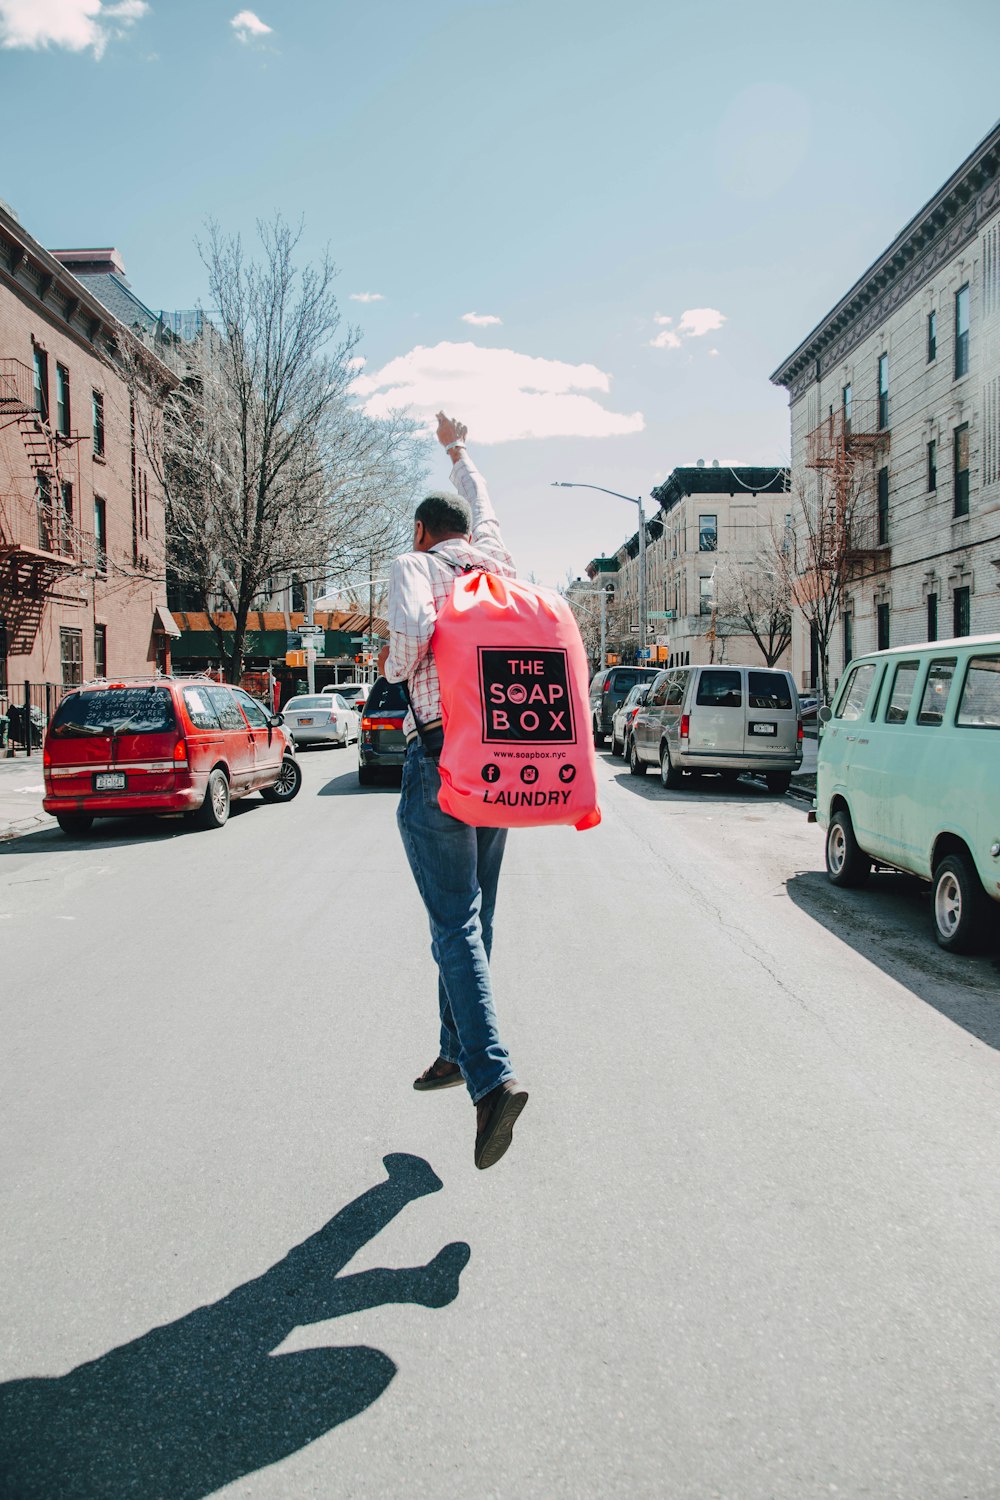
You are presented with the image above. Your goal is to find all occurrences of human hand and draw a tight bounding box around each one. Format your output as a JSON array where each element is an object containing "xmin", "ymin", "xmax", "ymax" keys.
[{"xmin": 435, "ymin": 412, "xmax": 468, "ymax": 450}]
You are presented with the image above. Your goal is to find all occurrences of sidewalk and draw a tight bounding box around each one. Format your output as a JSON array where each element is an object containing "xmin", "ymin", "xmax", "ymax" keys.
[{"xmin": 0, "ymin": 752, "xmax": 54, "ymax": 841}]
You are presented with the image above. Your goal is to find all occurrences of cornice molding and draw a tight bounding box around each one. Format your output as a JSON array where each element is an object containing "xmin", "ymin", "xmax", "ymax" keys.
[{"xmin": 772, "ymin": 122, "xmax": 1000, "ymax": 401}]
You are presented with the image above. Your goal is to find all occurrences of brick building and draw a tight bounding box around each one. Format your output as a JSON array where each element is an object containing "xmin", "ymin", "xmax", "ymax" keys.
[
  {"xmin": 585, "ymin": 464, "xmax": 791, "ymax": 667},
  {"xmin": 0, "ymin": 206, "xmax": 178, "ymax": 725},
  {"xmin": 771, "ymin": 121, "xmax": 1000, "ymax": 690}
]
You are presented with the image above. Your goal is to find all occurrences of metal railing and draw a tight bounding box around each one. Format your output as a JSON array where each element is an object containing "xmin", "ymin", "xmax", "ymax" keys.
[{"xmin": 0, "ymin": 682, "xmax": 64, "ymax": 755}]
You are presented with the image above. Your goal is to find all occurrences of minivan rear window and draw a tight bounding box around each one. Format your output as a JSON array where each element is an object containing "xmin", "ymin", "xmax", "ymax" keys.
[
  {"xmin": 365, "ymin": 679, "xmax": 408, "ymax": 713},
  {"xmin": 957, "ymin": 655, "xmax": 1000, "ymax": 729},
  {"xmin": 696, "ymin": 670, "xmax": 742, "ymax": 708},
  {"xmin": 49, "ymin": 687, "xmax": 175, "ymax": 738},
  {"xmin": 611, "ymin": 671, "xmax": 640, "ymax": 693},
  {"xmin": 747, "ymin": 672, "xmax": 791, "ymax": 710}
]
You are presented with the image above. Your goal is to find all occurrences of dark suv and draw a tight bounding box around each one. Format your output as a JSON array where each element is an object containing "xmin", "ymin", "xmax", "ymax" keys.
[
  {"xmin": 588, "ymin": 665, "xmax": 661, "ymax": 746},
  {"xmin": 358, "ymin": 677, "xmax": 408, "ymax": 785}
]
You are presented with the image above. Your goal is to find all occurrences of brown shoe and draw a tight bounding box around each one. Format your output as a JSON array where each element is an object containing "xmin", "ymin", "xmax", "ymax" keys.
[
  {"xmin": 474, "ymin": 1081, "xmax": 529, "ymax": 1170},
  {"xmin": 413, "ymin": 1057, "xmax": 464, "ymax": 1092}
]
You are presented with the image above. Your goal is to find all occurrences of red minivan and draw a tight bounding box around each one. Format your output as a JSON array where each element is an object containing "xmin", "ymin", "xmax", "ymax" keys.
[{"xmin": 43, "ymin": 676, "xmax": 301, "ymax": 836}]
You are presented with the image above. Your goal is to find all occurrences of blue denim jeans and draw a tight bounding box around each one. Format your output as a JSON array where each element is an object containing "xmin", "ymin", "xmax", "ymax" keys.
[{"xmin": 396, "ymin": 740, "xmax": 513, "ymax": 1104}]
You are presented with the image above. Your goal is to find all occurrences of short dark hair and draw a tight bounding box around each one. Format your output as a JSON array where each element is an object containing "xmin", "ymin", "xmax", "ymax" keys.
[{"xmin": 415, "ymin": 490, "xmax": 471, "ymax": 540}]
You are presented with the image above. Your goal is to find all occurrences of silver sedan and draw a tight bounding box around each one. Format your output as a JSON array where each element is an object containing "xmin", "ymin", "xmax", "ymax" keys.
[{"xmin": 281, "ymin": 693, "xmax": 359, "ymax": 748}]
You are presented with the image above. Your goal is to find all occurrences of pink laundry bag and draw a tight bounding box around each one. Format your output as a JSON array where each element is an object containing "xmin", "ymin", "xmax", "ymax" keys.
[{"xmin": 432, "ymin": 569, "xmax": 601, "ymax": 831}]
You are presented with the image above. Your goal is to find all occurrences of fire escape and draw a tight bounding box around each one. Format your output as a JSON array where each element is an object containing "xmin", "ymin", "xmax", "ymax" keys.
[
  {"xmin": 0, "ymin": 358, "xmax": 87, "ymax": 654},
  {"xmin": 804, "ymin": 397, "xmax": 890, "ymax": 576}
]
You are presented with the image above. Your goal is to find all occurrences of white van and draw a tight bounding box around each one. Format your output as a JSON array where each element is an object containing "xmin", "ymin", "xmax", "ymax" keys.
[
  {"xmin": 629, "ymin": 664, "xmax": 802, "ymax": 792},
  {"xmin": 816, "ymin": 634, "xmax": 1000, "ymax": 952}
]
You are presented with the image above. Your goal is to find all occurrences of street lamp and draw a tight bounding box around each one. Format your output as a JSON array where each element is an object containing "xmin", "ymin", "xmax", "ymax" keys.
[{"xmin": 552, "ymin": 482, "xmax": 649, "ymax": 659}]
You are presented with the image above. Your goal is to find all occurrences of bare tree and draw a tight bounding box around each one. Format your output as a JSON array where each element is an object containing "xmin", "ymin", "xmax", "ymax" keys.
[
  {"xmin": 130, "ymin": 217, "xmax": 425, "ymax": 681},
  {"xmin": 712, "ymin": 552, "xmax": 793, "ymax": 667}
]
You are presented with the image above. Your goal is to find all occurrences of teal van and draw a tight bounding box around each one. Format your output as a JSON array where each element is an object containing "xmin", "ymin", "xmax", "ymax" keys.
[{"xmin": 816, "ymin": 634, "xmax": 1000, "ymax": 952}]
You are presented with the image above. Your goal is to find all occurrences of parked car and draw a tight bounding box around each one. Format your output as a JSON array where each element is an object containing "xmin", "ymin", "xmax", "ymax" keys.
[
  {"xmin": 43, "ymin": 676, "xmax": 301, "ymax": 836},
  {"xmin": 609, "ymin": 684, "xmax": 649, "ymax": 758},
  {"xmin": 817, "ymin": 634, "xmax": 1000, "ymax": 952},
  {"xmin": 629, "ymin": 664, "xmax": 802, "ymax": 792},
  {"xmin": 358, "ymin": 677, "xmax": 407, "ymax": 785},
  {"xmin": 322, "ymin": 682, "xmax": 370, "ymax": 712},
  {"xmin": 282, "ymin": 693, "xmax": 359, "ymax": 748},
  {"xmin": 798, "ymin": 695, "xmax": 819, "ymax": 722},
  {"xmin": 588, "ymin": 665, "xmax": 661, "ymax": 747}
]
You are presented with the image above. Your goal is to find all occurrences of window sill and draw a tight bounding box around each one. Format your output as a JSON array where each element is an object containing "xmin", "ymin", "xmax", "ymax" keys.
[
  {"xmin": 952, "ymin": 511, "xmax": 971, "ymax": 523},
  {"xmin": 93, "ymin": 452, "xmax": 107, "ymax": 465}
]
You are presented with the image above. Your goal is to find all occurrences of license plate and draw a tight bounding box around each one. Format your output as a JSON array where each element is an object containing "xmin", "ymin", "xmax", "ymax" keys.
[
  {"xmin": 298, "ymin": 717, "xmax": 313, "ymax": 725},
  {"xmin": 94, "ymin": 771, "xmax": 126, "ymax": 790},
  {"xmin": 749, "ymin": 722, "xmax": 777, "ymax": 736}
]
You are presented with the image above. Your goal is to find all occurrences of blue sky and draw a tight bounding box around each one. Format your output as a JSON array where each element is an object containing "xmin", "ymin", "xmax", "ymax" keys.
[{"xmin": 2, "ymin": 0, "xmax": 999, "ymax": 585}]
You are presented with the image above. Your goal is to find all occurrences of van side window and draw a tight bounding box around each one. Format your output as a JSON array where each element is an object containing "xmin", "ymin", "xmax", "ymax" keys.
[
  {"xmin": 665, "ymin": 674, "xmax": 685, "ymax": 707},
  {"xmin": 835, "ymin": 662, "xmax": 876, "ymax": 720},
  {"xmin": 696, "ymin": 669, "xmax": 742, "ymax": 708},
  {"xmin": 647, "ymin": 673, "xmax": 669, "ymax": 708},
  {"xmin": 747, "ymin": 671, "xmax": 791, "ymax": 710},
  {"xmin": 234, "ymin": 688, "xmax": 270, "ymax": 728},
  {"xmin": 957, "ymin": 655, "xmax": 1000, "ymax": 728},
  {"xmin": 183, "ymin": 686, "xmax": 222, "ymax": 730},
  {"xmin": 885, "ymin": 662, "xmax": 919, "ymax": 724},
  {"xmin": 915, "ymin": 659, "xmax": 956, "ymax": 726},
  {"xmin": 207, "ymin": 686, "xmax": 247, "ymax": 731}
]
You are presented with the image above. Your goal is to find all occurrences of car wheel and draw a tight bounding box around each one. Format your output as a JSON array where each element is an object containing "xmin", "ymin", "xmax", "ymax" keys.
[
  {"xmin": 593, "ymin": 718, "xmax": 606, "ymax": 749},
  {"xmin": 659, "ymin": 744, "xmax": 683, "ymax": 789},
  {"xmin": 932, "ymin": 851, "xmax": 990, "ymax": 953},
  {"xmin": 825, "ymin": 809, "xmax": 870, "ymax": 888},
  {"xmin": 261, "ymin": 754, "xmax": 302, "ymax": 803},
  {"xmin": 766, "ymin": 770, "xmax": 792, "ymax": 795},
  {"xmin": 198, "ymin": 769, "xmax": 230, "ymax": 829},
  {"xmin": 358, "ymin": 763, "xmax": 378, "ymax": 786},
  {"xmin": 628, "ymin": 739, "xmax": 647, "ymax": 777},
  {"xmin": 55, "ymin": 813, "xmax": 93, "ymax": 837},
  {"xmin": 610, "ymin": 729, "xmax": 622, "ymax": 758}
]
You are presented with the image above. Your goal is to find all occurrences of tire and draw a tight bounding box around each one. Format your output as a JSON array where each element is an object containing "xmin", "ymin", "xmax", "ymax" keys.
[
  {"xmin": 659, "ymin": 744, "xmax": 683, "ymax": 790},
  {"xmin": 56, "ymin": 813, "xmax": 93, "ymax": 837},
  {"xmin": 198, "ymin": 769, "xmax": 230, "ymax": 829},
  {"xmin": 628, "ymin": 738, "xmax": 647, "ymax": 777},
  {"xmin": 766, "ymin": 770, "xmax": 792, "ymax": 795},
  {"xmin": 261, "ymin": 754, "xmax": 302, "ymax": 803},
  {"xmin": 593, "ymin": 718, "xmax": 606, "ymax": 749},
  {"xmin": 825, "ymin": 808, "xmax": 870, "ymax": 888},
  {"xmin": 610, "ymin": 729, "xmax": 623, "ymax": 758},
  {"xmin": 932, "ymin": 851, "xmax": 991, "ymax": 953},
  {"xmin": 358, "ymin": 763, "xmax": 378, "ymax": 786}
]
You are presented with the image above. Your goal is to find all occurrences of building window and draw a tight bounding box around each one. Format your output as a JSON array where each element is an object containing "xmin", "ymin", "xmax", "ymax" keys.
[
  {"xmin": 955, "ymin": 284, "xmax": 970, "ymax": 379},
  {"xmin": 94, "ymin": 624, "xmax": 107, "ymax": 679},
  {"xmin": 698, "ymin": 514, "xmax": 717, "ymax": 551},
  {"xmin": 92, "ymin": 389, "xmax": 105, "ymax": 456},
  {"xmin": 60, "ymin": 481, "xmax": 73, "ymax": 555},
  {"xmin": 94, "ymin": 497, "xmax": 107, "ymax": 573},
  {"xmin": 927, "ymin": 439, "xmax": 937, "ymax": 491},
  {"xmin": 927, "ymin": 310, "xmax": 937, "ymax": 363},
  {"xmin": 843, "ymin": 383, "xmax": 853, "ymax": 434},
  {"xmin": 55, "ymin": 363, "xmax": 70, "ymax": 435},
  {"xmin": 699, "ymin": 576, "xmax": 713, "ymax": 615},
  {"xmin": 60, "ymin": 628, "xmax": 83, "ymax": 688},
  {"xmin": 877, "ymin": 354, "xmax": 889, "ymax": 429},
  {"xmin": 953, "ymin": 585, "xmax": 971, "ymax": 638},
  {"xmin": 32, "ymin": 346, "xmax": 49, "ymax": 422},
  {"xmin": 876, "ymin": 466, "xmax": 889, "ymax": 545},
  {"xmin": 876, "ymin": 601, "xmax": 890, "ymax": 651},
  {"xmin": 927, "ymin": 593, "xmax": 938, "ymax": 642},
  {"xmin": 843, "ymin": 610, "xmax": 853, "ymax": 665},
  {"xmin": 953, "ymin": 423, "xmax": 970, "ymax": 516}
]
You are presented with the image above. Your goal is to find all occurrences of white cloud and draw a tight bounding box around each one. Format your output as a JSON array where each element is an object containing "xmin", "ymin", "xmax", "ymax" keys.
[
  {"xmin": 352, "ymin": 341, "xmax": 644, "ymax": 445},
  {"xmin": 230, "ymin": 8, "xmax": 271, "ymax": 42},
  {"xmin": 0, "ymin": 0, "xmax": 148, "ymax": 56},
  {"xmin": 649, "ymin": 306, "xmax": 726, "ymax": 350},
  {"xmin": 461, "ymin": 312, "xmax": 502, "ymax": 327},
  {"xmin": 346, "ymin": 355, "xmax": 366, "ymax": 370},
  {"xmin": 349, "ymin": 291, "xmax": 385, "ymax": 303}
]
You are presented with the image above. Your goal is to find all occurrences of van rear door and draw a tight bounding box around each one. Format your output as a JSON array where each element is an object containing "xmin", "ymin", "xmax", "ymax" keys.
[
  {"xmin": 690, "ymin": 668, "xmax": 745, "ymax": 754},
  {"xmin": 744, "ymin": 670, "xmax": 798, "ymax": 759}
]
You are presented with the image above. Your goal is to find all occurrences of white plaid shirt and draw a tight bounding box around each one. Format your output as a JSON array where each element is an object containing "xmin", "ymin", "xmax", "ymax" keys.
[{"xmin": 384, "ymin": 448, "xmax": 515, "ymax": 736}]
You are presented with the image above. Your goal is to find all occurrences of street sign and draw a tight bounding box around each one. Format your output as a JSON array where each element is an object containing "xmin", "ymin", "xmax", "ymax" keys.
[{"xmin": 647, "ymin": 610, "xmax": 672, "ymax": 619}]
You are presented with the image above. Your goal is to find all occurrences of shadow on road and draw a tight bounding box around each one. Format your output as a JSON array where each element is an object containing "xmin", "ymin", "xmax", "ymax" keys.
[
  {"xmin": 610, "ymin": 765, "xmax": 785, "ymax": 805},
  {"xmin": 319, "ymin": 775, "xmax": 402, "ymax": 798},
  {"xmin": 0, "ymin": 798, "xmax": 267, "ymax": 856},
  {"xmin": 0, "ymin": 1154, "xmax": 469, "ymax": 1500},
  {"xmin": 786, "ymin": 869, "xmax": 1000, "ymax": 1051}
]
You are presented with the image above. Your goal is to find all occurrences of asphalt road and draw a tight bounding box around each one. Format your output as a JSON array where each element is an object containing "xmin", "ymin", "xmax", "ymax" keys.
[{"xmin": 2, "ymin": 745, "xmax": 999, "ymax": 1499}]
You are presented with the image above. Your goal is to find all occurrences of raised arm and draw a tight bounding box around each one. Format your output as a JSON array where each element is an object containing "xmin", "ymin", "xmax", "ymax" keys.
[{"xmin": 435, "ymin": 412, "xmax": 515, "ymax": 578}]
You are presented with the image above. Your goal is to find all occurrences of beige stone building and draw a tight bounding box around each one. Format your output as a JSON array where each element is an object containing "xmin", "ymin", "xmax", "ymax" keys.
[
  {"xmin": 771, "ymin": 121, "xmax": 1000, "ymax": 691},
  {"xmin": 585, "ymin": 464, "xmax": 791, "ymax": 668}
]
